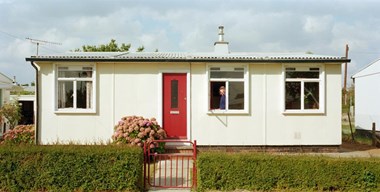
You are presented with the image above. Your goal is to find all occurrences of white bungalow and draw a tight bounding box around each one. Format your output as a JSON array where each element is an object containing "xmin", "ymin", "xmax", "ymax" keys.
[
  {"xmin": 26, "ymin": 26, "xmax": 349, "ymax": 146},
  {"xmin": 352, "ymin": 58, "xmax": 380, "ymax": 131}
]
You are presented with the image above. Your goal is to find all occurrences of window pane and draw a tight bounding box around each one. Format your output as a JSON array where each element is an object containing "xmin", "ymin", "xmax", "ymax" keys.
[
  {"xmin": 210, "ymin": 71, "xmax": 244, "ymax": 79},
  {"xmin": 285, "ymin": 82, "xmax": 301, "ymax": 109},
  {"xmin": 58, "ymin": 70, "xmax": 93, "ymax": 78},
  {"xmin": 286, "ymin": 71, "xmax": 319, "ymax": 79},
  {"xmin": 77, "ymin": 81, "xmax": 92, "ymax": 109},
  {"xmin": 304, "ymin": 82, "xmax": 319, "ymax": 109},
  {"xmin": 58, "ymin": 81, "xmax": 73, "ymax": 108},
  {"xmin": 171, "ymin": 80, "xmax": 178, "ymax": 108},
  {"xmin": 228, "ymin": 82, "xmax": 244, "ymax": 110},
  {"xmin": 210, "ymin": 82, "xmax": 225, "ymax": 110}
]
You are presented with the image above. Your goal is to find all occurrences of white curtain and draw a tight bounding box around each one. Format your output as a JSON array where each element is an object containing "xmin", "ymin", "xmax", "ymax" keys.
[
  {"xmin": 86, "ymin": 81, "xmax": 92, "ymax": 108},
  {"xmin": 58, "ymin": 81, "xmax": 66, "ymax": 108}
]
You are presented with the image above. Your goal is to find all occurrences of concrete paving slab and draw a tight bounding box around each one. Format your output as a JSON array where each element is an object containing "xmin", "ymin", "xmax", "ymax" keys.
[{"xmin": 148, "ymin": 157, "xmax": 194, "ymax": 191}]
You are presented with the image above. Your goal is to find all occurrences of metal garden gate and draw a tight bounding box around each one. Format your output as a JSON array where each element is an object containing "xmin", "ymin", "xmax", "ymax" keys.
[{"xmin": 143, "ymin": 140, "xmax": 197, "ymax": 190}]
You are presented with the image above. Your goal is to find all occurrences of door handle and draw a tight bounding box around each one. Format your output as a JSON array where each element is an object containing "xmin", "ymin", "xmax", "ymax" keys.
[{"xmin": 170, "ymin": 111, "xmax": 180, "ymax": 114}]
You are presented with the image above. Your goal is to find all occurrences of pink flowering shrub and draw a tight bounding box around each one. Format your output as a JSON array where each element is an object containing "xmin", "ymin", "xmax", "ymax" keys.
[
  {"xmin": 112, "ymin": 116, "xmax": 167, "ymax": 147},
  {"xmin": 1, "ymin": 125, "xmax": 35, "ymax": 145}
]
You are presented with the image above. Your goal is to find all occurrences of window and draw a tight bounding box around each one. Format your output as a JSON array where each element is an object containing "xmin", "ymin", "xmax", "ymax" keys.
[
  {"xmin": 56, "ymin": 65, "xmax": 95, "ymax": 112},
  {"xmin": 208, "ymin": 65, "xmax": 248, "ymax": 113},
  {"xmin": 284, "ymin": 66, "xmax": 324, "ymax": 113},
  {"xmin": 171, "ymin": 80, "xmax": 178, "ymax": 108}
]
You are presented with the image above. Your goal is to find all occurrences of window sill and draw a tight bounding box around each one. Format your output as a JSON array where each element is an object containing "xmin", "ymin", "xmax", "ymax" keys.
[
  {"xmin": 283, "ymin": 110, "xmax": 325, "ymax": 115},
  {"xmin": 55, "ymin": 109, "xmax": 96, "ymax": 114},
  {"xmin": 208, "ymin": 109, "xmax": 249, "ymax": 115}
]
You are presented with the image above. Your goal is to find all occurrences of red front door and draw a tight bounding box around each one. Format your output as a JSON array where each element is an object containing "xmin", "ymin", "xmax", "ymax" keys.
[{"xmin": 163, "ymin": 73, "xmax": 187, "ymax": 139}]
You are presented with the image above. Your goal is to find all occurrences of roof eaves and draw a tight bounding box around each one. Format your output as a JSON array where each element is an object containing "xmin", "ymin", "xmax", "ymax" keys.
[{"xmin": 26, "ymin": 57, "xmax": 350, "ymax": 63}]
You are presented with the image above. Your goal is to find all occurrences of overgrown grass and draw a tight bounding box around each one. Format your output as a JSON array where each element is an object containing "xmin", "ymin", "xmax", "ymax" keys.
[{"xmin": 342, "ymin": 122, "xmax": 373, "ymax": 145}]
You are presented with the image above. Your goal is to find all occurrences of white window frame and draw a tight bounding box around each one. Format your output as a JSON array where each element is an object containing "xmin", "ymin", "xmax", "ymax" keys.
[
  {"xmin": 207, "ymin": 64, "xmax": 249, "ymax": 114},
  {"xmin": 282, "ymin": 64, "xmax": 325, "ymax": 114},
  {"xmin": 54, "ymin": 63, "xmax": 96, "ymax": 113}
]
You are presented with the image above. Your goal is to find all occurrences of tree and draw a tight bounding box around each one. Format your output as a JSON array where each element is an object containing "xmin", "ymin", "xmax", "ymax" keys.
[
  {"xmin": 305, "ymin": 51, "xmax": 314, "ymax": 54},
  {"xmin": 0, "ymin": 101, "xmax": 21, "ymax": 129},
  {"xmin": 74, "ymin": 39, "xmax": 141, "ymax": 52},
  {"xmin": 136, "ymin": 45, "xmax": 144, "ymax": 52}
]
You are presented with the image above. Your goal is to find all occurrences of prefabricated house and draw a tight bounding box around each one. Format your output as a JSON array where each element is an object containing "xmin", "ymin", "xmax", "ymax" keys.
[
  {"xmin": 352, "ymin": 58, "xmax": 380, "ymax": 131},
  {"xmin": 0, "ymin": 72, "xmax": 14, "ymax": 136},
  {"xmin": 26, "ymin": 27, "xmax": 350, "ymax": 146}
]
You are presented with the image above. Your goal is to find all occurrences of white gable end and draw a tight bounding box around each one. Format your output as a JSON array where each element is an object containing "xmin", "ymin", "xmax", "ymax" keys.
[
  {"xmin": 352, "ymin": 58, "xmax": 380, "ymax": 79},
  {"xmin": 0, "ymin": 72, "xmax": 13, "ymax": 89}
]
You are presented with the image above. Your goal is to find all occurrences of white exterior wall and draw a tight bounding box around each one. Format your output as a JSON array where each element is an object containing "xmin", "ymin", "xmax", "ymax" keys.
[
  {"xmin": 39, "ymin": 62, "xmax": 114, "ymax": 144},
  {"xmin": 265, "ymin": 64, "xmax": 341, "ymax": 145},
  {"xmin": 38, "ymin": 62, "xmax": 190, "ymax": 144},
  {"xmin": 191, "ymin": 63, "xmax": 341, "ymax": 145},
  {"xmin": 354, "ymin": 74, "xmax": 380, "ymax": 131},
  {"xmin": 38, "ymin": 62, "xmax": 341, "ymax": 145},
  {"xmin": 191, "ymin": 63, "xmax": 265, "ymax": 145}
]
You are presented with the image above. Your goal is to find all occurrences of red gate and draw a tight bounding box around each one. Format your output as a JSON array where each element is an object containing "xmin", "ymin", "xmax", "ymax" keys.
[{"xmin": 143, "ymin": 140, "xmax": 197, "ymax": 189}]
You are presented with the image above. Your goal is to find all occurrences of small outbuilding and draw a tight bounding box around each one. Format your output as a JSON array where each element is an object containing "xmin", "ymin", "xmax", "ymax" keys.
[
  {"xmin": 26, "ymin": 26, "xmax": 349, "ymax": 146},
  {"xmin": 352, "ymin": 58, "xmax": 380, "ymax": 131}
]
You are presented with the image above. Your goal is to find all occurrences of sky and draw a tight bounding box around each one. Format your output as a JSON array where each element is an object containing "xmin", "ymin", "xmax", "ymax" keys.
[{"xmin": 0, "ymin": 0, "xmax": 380, "ymax": 85}]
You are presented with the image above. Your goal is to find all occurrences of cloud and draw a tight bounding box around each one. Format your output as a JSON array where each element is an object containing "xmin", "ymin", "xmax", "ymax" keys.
[{"xmin": 303, "ymin": 15, "xmax": 333, "ymax": 34}]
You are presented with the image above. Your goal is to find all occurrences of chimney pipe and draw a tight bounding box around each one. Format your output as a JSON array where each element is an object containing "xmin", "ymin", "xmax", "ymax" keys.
[
  {"xmin": 218, "ymin": 26, "xmax": 224, "ymax": 42},
  {"xmin": 13, "ymin": 76, "xmax": 17, "ymax": 85}
]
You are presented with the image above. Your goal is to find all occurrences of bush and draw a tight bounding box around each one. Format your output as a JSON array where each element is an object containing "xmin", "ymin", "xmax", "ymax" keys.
[
  {"xmin": 1, "ymin": 125, "xmax": 34, "ymax": 145},
  {"xmin": 0, "ymin": 145, "xmax": 143, "ymax": 191},
  {"xmin": 112, "ymin": 116, "xmax": 167, "ymax": 147},
  {"xmin": 0, "ymin": 101, "xmax": 21, "ymax": 129},
  {"xmin": 197, "ymin": 152, "xmax": 380, "ymax": 191}
]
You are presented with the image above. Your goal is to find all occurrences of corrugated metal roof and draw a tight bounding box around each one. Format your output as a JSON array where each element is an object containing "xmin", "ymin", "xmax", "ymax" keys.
[{"xmin": 26, "ymin": 51, "xmax": 349, "ymax": 62}]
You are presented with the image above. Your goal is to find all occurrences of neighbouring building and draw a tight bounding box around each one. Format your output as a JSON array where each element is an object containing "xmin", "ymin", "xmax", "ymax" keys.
[
  {"xmin": 0, "ymin": 72, "xmax": 14, "ymax": 136},
  {"xmin": 26, "ymin": 26, "xmax": 349, "ymax": 146},
  {"xmin": 10, "ymin": 85, "xmax": 36, "ymax": 125},
  {"xmin": 352, "ymin": 58, "xmax": 380, "ymax": 131}
]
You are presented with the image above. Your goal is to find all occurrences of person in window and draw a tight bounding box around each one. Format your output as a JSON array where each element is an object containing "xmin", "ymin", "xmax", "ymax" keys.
[{"xmin": 219, "ymin": 86, "xmax": 226, "ymax": 109}]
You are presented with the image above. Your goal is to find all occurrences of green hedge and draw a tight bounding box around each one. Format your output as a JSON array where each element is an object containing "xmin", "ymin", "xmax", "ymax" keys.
[
  {"xmin": 0, "ymin": 145, "xmax": 143, "ymax": 192},
  {"xmin": 197, "ymin": 152, "xmax": 380, "ymax": 191}
]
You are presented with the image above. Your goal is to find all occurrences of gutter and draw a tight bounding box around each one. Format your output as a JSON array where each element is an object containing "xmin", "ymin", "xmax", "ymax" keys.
[{"xmin": 30, "ymin": 61, "xmax": 39, "ymax": 145}]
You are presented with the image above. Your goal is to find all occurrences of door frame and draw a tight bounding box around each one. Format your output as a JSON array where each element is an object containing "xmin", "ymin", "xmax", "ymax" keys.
[{"xmin": 157, "ymin": 70, "xmax": 191, "ymax": 141}]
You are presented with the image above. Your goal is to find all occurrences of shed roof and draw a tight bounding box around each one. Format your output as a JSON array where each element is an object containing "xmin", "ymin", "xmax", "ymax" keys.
[
  {"xmin": 26, "ymin": 51, "xmax": 349, "ymax": 63},
  {"xmin": 352, "ymin": 58, "xmax": 380, "ymax": 79}
]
